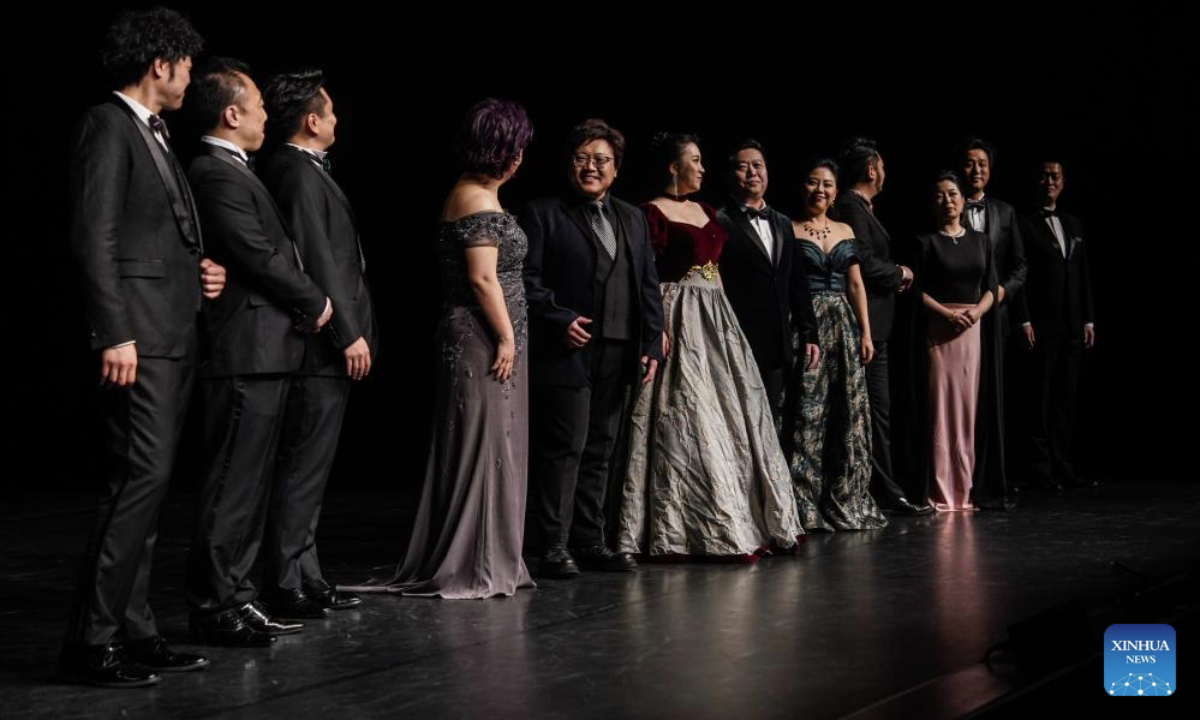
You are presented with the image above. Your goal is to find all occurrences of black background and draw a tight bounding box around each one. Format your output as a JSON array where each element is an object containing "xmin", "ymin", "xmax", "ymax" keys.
[{"xmin": 7, "ymin": 4, "xmax": 1188, "ymax": 498}]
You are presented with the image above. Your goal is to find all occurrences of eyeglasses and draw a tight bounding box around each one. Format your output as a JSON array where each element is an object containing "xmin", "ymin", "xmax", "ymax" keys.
[{"xmin": 572, "ymin": 154, "xmax": 614, "ymax": 169}]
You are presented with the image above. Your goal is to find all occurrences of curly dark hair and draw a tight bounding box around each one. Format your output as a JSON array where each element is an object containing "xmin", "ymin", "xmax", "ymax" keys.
[
  {"xmin": 188, "ymin": 57, "xmax": 253, "ymax": 134},
  {"xmin": 265, "ymin": 69, "xmax": 327, "ymax": 140},
  {"xmin": 453, "ymin": 98, "xmax": 533, "ymax": 179},
  {"xmin": 101, "ymin": 7, "xmax": 204, "ymax": 90},
  {"xmin": 566, "ymin": 118, "xmax": 626, "ymax": 170}
]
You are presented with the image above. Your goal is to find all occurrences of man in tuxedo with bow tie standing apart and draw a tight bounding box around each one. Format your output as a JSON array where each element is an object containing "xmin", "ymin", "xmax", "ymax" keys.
[
  {"xmin": 258, "ymin": 70, "xmax": 377, "ymax": 616},
  {"xmin": 1014, "ymin": 160, "xmax": 1096, "ymax": 490},
  {"xmin": 957, "ymin": 137, "xmax": 1027, "ymax": 510},
  {"xmin": 185, "ymin": 58, "xmax": 333, "ymax": 646},
  {"xmin": 61, "ymin": 7, "xmax": 224, "ymax": 688},
  {"xmin": 717, "ymin": 140, "xmax": 820, "ymax": 428}
]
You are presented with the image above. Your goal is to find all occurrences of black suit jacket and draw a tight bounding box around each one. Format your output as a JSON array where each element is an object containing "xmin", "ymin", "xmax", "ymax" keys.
[
  {"xmin": 829, "ymin": 191, "xmax": 903, "ymax": 343},
  {"xmin": 974, "ymin": 196, "xmax": 1028, "ymax": 332},
  {"xmin": 259, "ymin": 145, "xmax": 378, "ymax": 376},
  {"xmin": 716, "ymin": 203, "xmax": 817, "ymax": 370},
  {"xmin": 1014, "ymin": 209, "xmax": 1094, "ymax": 338},
  {"xmin": 188, "ymin": 143, "xmax": 328, "ymax": 377},
  {"xmin": 69, "ymin": 97, "xmax": 203, "ymax": 357},
  {"xmin": 520, "ymin": 193, "xmax": 664, "ymax": 387}
]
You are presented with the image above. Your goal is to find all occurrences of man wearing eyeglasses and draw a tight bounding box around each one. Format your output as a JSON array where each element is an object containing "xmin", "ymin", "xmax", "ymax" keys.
[{"xmin": 520, "ymin": 119, "xmax": 664, "ymax": 579}]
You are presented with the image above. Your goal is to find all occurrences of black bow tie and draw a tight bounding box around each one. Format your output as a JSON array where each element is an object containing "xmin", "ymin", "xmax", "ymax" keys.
[
  {"xmin": 148, "ymin": 114, "xmax": 170, "ymax": 141},
  {"xmin": 1040, "ymin": 208, "xmax": 1057, "ymax": 218},
  {"xmin": 744, "ymin": 206, "xmax": 771, "ymax": 221},
  {"xmin": 965, "ymin": 200, "xmax": 986, "ymax": 212}
]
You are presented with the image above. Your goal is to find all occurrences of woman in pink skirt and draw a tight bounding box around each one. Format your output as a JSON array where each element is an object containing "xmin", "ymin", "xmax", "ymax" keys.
[{"xmin": 913, "ymin": 172, "xmax": 997, "ymax": 511}]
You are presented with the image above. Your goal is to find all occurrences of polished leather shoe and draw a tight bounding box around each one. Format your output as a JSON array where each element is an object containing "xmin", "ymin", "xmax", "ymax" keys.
[
  {"xmin": 304, "ymin": 579, "xmax": 361, "ymax": 610},
  {"xmin": 263, "ymin": 588, "xmax": 331, "ymax": 620},
  {"xmin": 125, "ymin": 636, "xmax": 209, "ymax": 672},
  {"xmin": 571, "ymin": 544, "xmax": 637, "ymax": 572},
  {"xmin": 238, "ymin": 601, "xmax": 304, "ymax": 635},
  {"xmin": 60, "ymin": 642, "xmax": 161, "ymax": 688},
  {"xmin": 1063, "ymin": 475, "xmax": 1099, "ymax": 489},
  {"xmin": 190, "ymin": 609, "xmax": 276, "ymax": 647},
  {"xmin": 888, "ymin": 498, "xmax": 933, "ymax": 516},
  {"xmin": 537, "ymin": 546, "xmax": 579, "ymax": 579}
]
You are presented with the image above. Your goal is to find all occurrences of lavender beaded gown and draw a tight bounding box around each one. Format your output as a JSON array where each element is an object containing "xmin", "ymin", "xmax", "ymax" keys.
[{"xmin": 342, "ymin": 211, "xmax": 534, "ymax": 598}]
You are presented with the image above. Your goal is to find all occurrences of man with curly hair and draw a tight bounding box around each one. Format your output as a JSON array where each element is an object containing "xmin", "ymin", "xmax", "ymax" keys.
[{"xmin": 62, "ymin": 7, "xmax": 223, "ymax": 688}]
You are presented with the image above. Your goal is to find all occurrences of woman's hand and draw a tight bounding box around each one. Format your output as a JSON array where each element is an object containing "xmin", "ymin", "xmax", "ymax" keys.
[{"xmin": 492, "ymin": 336, "xmax": 515, "ymax": 382}]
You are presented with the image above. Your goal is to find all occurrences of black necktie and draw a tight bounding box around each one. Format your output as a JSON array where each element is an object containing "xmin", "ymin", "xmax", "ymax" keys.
[{"xmin": 148, "ymin": 114, "xmax": 170, "ymax": 142}]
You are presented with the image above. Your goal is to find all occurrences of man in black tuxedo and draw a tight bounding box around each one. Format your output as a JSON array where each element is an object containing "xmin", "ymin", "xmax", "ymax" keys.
[
  {"xmin": 830, "ymin": 138, "xmax": 930, "ymax": 516},
  {"xmin": 61, "ymin": 8, "xmax": 222, "ymax": 688},
  {"xmin": 185, "ymin": 59, "xmax": 333, "ymax": 645},
  {"xmin": 716, "ymin": 140, "xmax": 819, "ymax": 426},
  {"xmin": 521, "ymin": 119, "xmax": 663, "ymax": 578},
  {"xmin": 1015, "ymin": 160, "xmax": 1096, "ymax": 490},
  {"xmin": 259, "ymin": 70, "xmax": 376, "ymax": 614},
  {"xmin": 958, "ymin": 137, "xmax": 1027, "ymax": 510}
]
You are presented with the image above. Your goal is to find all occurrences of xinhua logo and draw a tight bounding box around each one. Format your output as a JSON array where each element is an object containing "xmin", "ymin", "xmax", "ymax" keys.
[{"xmin": 1104, "ymin": 624, "xmax": 1175, "ymax": 696}]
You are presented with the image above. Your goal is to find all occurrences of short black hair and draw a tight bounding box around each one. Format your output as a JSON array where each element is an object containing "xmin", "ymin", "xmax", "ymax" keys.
[
  {"xmin": 956, "ymin": 136, "xmax": 997, "ymax": 166},
  {"xmin": 265, "ymin": 69, "xmax": 327, "ymax": 140},
  {"xmin": 189, "ymin": 57, "xmax": 253, "ymax": 134},
  {"xmin": 838, "ymin": 137, "xmax": 880, "ymax": 187},
  {"xmin": 727, "ymin": 139, "xmax": 767, "ymax": 174}
]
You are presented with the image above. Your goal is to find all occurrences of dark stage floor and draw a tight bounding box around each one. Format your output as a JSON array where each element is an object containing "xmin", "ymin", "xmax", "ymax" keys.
[{"xmin": 2, "ymin": 479, "xmax": 1196, "ymax": 719}]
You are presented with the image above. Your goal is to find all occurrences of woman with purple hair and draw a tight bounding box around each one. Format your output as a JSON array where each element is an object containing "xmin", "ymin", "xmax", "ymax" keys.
[{"xmin": 343, "ymin": 99, "xmax": 535, "ymax": 598}]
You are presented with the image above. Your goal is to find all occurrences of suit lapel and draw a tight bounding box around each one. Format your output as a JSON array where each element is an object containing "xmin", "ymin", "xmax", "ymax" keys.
[
  {"xmin": 112, "ymin": 98, "xmax": 202, "ymax": 249},
  {"xmin": 286, "ymin": 147, "xmax": 367, "ymax": 271},
  {"xmin": 208, "ymin": 146, "xmax": 305, "ymax": 271},
  {"xmin": 564, "ymin": 198, "xmax": 599, "ymax": 261},
  {"xmin": 986, "ymin": 200, "xmax": 1001, "ymax": 248}
]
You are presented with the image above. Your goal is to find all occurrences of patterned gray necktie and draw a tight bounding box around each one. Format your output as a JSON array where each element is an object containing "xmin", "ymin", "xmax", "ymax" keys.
[{"xmin": 589, "ymin": 201, "xmax": 617, "ymax": 259}]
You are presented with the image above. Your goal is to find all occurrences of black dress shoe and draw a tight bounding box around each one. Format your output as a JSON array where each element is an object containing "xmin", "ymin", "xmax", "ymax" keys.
[
  {"xmin": 238, "ymin": 601, "xmax": 304, "ymax": 635},
  {"xmin": 60, "ymin": 642, "xmax": 161, "ymax": 688},
  {"xmin": 889, "ymin": 498, "xmax": 933, "ymax": 516},
  {"xmin": 571, "ymin": 544, "xmax": 637, "ymax": 572},
  {"xmin": 190, "ymin": 609, "xmax": 276, "ymax": 647},
  {"xmin": 975, "ymin": 497, "xmax": 1018, "ymax": 512},
  {"xmin": 263, "ymin": 588, "xmax": 331, "ymax": 620},
  {"xmin": 537, "ymin": 546, "xmax": 580, "ymax": 579},
  {"xmin": 125, "ymin": 636, "xmax": 209, "ymax": 672},
  {"xmin": 1063, "ymin": 475, "xmax": 1099, "ymax": 489},
  {"xmin": 304, "ymin": 579, "xmax": 361, "ymax": 610}
]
